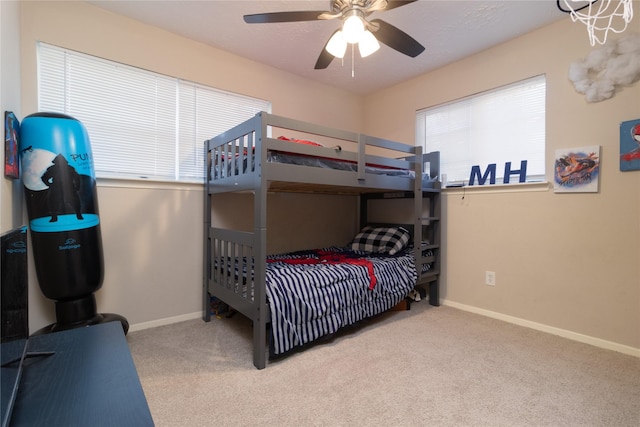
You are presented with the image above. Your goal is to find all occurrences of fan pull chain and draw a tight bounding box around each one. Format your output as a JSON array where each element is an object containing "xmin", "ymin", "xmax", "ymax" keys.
[{"xmin": 351, "ymin": 44, "xmax": 355, "ymax": 78}]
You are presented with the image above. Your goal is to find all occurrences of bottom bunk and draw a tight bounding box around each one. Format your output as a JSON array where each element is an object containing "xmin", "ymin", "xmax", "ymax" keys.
[{"xmin": 204, "ymin": 225, "xmax": 436, "ymax": 369}]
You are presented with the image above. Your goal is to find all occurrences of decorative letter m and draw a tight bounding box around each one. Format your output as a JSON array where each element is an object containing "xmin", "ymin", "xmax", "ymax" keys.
[{"xmin": 469, "ymin": 164, "xmax": 496, "ymax": 185}]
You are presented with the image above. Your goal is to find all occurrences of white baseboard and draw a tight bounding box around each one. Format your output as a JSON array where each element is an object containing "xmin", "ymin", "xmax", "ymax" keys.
[
  {"xmin": 128, "ymin": 311, "xmax": 202, "ymax": 333},
  {"xmin": 442, "ymin": 299, "xmax": 640, "ymax": 358},
  {"xmin": 127, "ymin": 303, "xmax": 640, "ymax": 359}
]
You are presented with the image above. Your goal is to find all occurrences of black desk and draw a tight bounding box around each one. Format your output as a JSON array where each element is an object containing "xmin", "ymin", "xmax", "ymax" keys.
[{"xmin": 8, "ymin": 322, "xmax": 154, "ymax": 426}]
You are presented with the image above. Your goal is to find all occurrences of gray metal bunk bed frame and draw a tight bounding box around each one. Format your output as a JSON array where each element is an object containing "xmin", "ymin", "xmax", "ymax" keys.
[{"xmin": 203, "ymin": 111, "xmax": 440, "ymax": 369}]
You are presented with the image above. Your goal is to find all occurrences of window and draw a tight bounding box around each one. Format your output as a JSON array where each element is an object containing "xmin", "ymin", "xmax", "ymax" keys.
[
  {"xmin": 416, "ymin": 75, "xmax": 546, "ymax": 186},
  {"xmin": 37, "ymin": 42, "xmax": 271, "ymax": 183}
]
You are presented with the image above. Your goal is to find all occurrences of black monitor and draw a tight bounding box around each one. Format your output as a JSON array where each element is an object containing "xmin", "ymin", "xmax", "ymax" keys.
[{"xmin": 1, "ymin": 226, "xmax": 29, "ymax": 427}]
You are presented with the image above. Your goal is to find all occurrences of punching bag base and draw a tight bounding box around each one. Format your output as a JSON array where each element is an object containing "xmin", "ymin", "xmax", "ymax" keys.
[{"xmin": 32, "ymin": 312, "xmax": 129, "ymax": 336}]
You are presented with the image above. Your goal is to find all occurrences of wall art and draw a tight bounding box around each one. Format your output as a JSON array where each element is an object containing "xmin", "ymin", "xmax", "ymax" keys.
[
  {"xmin": 4, "ymin": 111, "xmax": 20, "ymax": 179},
  {"xmin": 620, "ymin": 118, "xmax": 640, "ymax": 171},
  {"xmin": 554, "ymin": 145, "xmax": 600, "ymax": 193}
]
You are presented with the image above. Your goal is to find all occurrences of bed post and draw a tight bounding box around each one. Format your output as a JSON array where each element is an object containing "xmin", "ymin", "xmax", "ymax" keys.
[
  {"xmin": 203, "ymin": 138, "xmax": 212, "ymax": 322},
  {"xmin": 429, "ymin": 168, "xmax": 441, "ymax": 307},
  {"xmin": 414, "ymin": 146, "xmax": 423, "ymax": 285},
  {"xmin": 253, "ymin": 112, "xmax": 268, "ymax": 369}
]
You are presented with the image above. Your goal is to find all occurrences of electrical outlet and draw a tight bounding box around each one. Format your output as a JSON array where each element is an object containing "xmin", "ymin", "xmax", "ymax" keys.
[{"xmin": 485, "ymin": 271, "xmax": 496, "ymax": 286}]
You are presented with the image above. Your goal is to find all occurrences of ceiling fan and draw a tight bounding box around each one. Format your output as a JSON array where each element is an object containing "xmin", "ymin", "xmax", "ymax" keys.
[{"xmin": 243, "ymin": 0, "xmax": 426, "ymax": 69}]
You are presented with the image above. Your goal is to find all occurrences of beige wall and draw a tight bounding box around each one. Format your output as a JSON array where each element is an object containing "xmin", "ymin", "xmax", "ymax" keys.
[
  {"xmin": 19, "ymin": 1, "xmax": 363, "ymax": 331},
  {"xmin": 14, "ymin": 1, "xmax": 640, "ymax": 353},
  {"xmin": 1, "ymin": 0, "xmax": 22, "ymax": 234},
  {"xmin": 364, "ymin": 19, "xmax": 640, "ymax": 351}
]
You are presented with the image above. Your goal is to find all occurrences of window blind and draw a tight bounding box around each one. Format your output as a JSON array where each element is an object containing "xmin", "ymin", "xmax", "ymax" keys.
[
  {"xmin": 416, "ymin": 75, "xmax": 546, "ymax": 185},
  {"xmin": 37, "ymin": 42, "xmax": 271, "ymax": 183}
]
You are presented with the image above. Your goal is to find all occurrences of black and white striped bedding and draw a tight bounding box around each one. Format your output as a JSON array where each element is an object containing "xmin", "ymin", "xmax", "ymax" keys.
[
  {"xmin": 264, "ymin": 247, "xmax": 417, "ymax": 355},
  {"xmin": 213, "ymin": 246, "xmax": 432, "ymax": 355}
]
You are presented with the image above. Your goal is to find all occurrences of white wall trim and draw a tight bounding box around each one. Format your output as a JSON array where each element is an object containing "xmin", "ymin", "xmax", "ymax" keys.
[
  {"xmin": 97, "ymin": 177, "xmax": 204, "ymax": 192},
  {"xmin": 442, "ymin": 299, "xmax": 640, "ymax": 358},
  {"xmin": 442, "ymin": 181, "xmax": 550, "ymax": 194},
  {"xmin": 128, "ymin": 311, "xmax": 202, "ymax": 333}
]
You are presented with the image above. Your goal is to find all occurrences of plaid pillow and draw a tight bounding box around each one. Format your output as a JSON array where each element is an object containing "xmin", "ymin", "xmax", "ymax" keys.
[{"xmin": 350, "ymin": 226, "xmax": 411, "ymax": 255}]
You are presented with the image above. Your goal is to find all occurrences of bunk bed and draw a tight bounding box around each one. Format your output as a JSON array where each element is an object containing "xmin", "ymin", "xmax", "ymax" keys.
[{"xmin": 203, "ymin": 112, "xmax": 441, "ymax": 369}]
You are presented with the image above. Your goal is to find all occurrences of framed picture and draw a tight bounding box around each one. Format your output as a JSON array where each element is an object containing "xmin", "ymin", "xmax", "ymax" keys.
[
  {"xmin": 554, "ymin": 145, "xmax": 600, "ymax": 193},
  {"xmin": 4, "ymin": 111, "xmax": 20, "ymax": 179},
  {"xmin": 620, "ymin": 118, "xmax": 640, "ymax": 172}
]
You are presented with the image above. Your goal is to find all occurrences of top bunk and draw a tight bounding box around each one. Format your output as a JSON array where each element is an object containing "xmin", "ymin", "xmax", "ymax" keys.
[{"xmin": 205, "ymin": 112, "xmax": 440, "ymax": 195}]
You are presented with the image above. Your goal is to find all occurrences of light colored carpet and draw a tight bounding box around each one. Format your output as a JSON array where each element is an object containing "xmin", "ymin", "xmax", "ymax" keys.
[{"xmin": 127, "ymin": 303, "xmax": 640, "ymax": 427}]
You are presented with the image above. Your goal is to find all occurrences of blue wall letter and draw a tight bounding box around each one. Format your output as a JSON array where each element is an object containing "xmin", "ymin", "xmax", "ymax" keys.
[
  {"xmin": 503, "ymin": 160, "xmax": 528, "ymax": 183},
  {"xmin": 469, "ymin": 164, "xmax": 497, "ymax": 185}
]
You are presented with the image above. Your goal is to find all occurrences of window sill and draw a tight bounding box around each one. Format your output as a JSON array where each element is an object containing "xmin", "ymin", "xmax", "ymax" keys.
[
  {"xmin": 97, "ymin": 177, "xmax": 204, "ymax": 191},
  {"xmin": 443, "ymin": 181, "xmax": 550, "ymax": 194}
]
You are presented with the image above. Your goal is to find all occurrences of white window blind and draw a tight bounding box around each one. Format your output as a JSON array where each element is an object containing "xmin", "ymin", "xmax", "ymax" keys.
[
  {"xmin": 37, "ymin": 42, "xmax": 271, "ymax": 182},
  {"xmin": 416, "ymin": 75, "xmax": 546, "ymax": 186}
]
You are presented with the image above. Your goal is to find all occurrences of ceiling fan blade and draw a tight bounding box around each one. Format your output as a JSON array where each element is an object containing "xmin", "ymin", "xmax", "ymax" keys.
[
  {"xmin": 243, "ymin": 11, "xmax": 327, "ymax": 24},
  {"xmin": 314, "ymin": 30, "xmax": 339, "ymax": 70},
  {"xmin": 369, "ymin": 19, "xmax": 425, "ymax": 58},
  {"xmin": 383, "ymin": 1, "xmax": 418, "ymax": 12}
]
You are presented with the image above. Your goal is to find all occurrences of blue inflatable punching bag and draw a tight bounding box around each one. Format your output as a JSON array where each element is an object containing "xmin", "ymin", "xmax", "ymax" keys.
[{"xmin": 20, "ymin": 112, "xmax": 128, "ymax": 334}]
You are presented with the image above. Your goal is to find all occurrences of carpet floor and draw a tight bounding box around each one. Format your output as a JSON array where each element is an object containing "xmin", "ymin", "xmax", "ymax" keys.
[{"xmin": 127, "ymin": 303, "xmax": 640, "ymax": 426}]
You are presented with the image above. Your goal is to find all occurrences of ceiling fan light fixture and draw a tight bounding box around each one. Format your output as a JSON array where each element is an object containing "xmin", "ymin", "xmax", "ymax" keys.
[
  {"xmin": 326, "ymin": 30, "xmax": 347, "ymax": 58},
  {"xmin": 242, "ymin": 1, "xmax": 426, "ymax": 70},
  {"xmin": 342, "ymin": 11, "xmax": 365, "ymax": 44},
  {"xmin": 358, "ymin": 30, "xmax": 380, "ymax": 58}
]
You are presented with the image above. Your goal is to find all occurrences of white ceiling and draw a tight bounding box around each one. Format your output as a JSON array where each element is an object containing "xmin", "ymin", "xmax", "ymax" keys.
[{"xmin": 88, "ymin": 1, "xmax": 571, "ymax": 95}]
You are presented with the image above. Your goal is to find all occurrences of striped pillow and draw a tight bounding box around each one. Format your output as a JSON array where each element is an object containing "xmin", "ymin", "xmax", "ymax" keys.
[{"xmin": 350, "ymin": 226, "xmax": 411, "ymax": 255}]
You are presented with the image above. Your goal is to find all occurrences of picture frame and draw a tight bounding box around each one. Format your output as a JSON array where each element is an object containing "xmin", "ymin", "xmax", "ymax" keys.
[
  {"xmin": 620, "ymin": 118, "xmax": 640, "ymax": 172},
  {"xmin": 554, "ymin": 145, "xmax": 600, "ymax": 193},
  {"xmin": 4, "ymin": 111, "xmax": 20, "ymax": 179}
]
